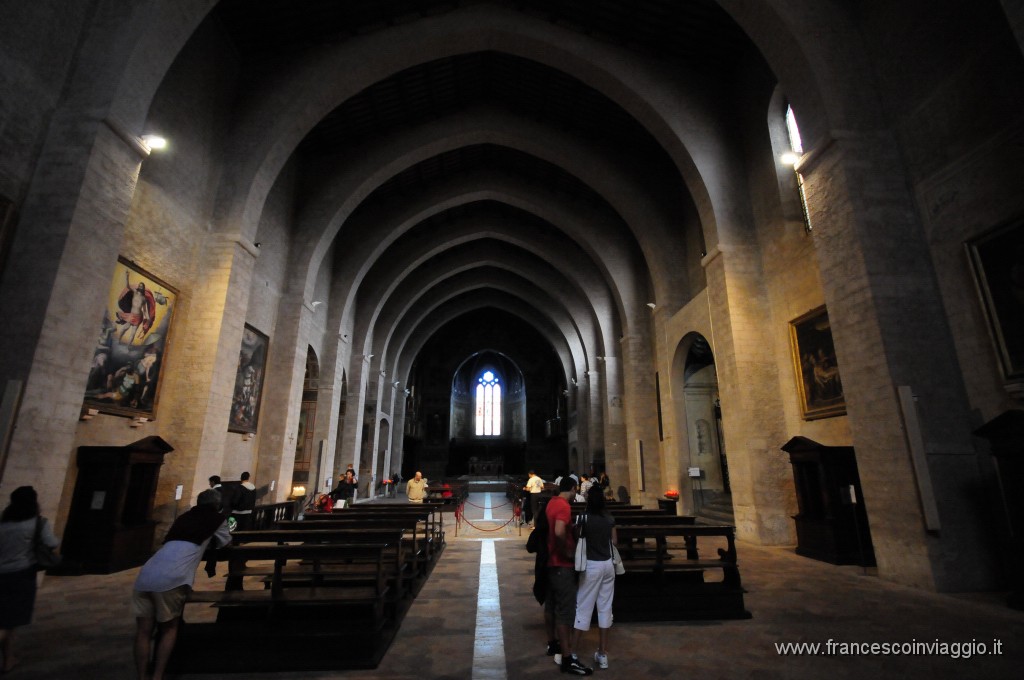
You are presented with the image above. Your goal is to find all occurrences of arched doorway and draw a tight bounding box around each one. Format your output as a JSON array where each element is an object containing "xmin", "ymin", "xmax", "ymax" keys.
[{"xmin": 673, "ymin": 333, "xmax": 733, "ymax": 522}]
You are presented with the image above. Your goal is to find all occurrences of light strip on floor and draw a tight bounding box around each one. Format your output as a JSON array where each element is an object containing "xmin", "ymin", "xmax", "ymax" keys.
[{"xmin": 472, "ymin": 539, "xmax": 506, "ymax": 679}]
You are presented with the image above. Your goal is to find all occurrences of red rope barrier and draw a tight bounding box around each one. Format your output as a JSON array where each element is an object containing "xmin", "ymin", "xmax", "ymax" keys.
[
  {"xmin": 460, "ymin": 515, "xmax": 518, "ymax": 531},
  {"xmin": 464, "ymin": 499, "xmax": 511, "ymax": 509}
]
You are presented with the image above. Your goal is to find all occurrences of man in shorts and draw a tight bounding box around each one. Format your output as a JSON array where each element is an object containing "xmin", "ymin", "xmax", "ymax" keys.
[
  {"xmin": 132, "ymin": 489, "xmax": 230, "ymax": 680},
  {"xmin": 546, "ymin": 476, "xmax": 594, "ymax": 675}
]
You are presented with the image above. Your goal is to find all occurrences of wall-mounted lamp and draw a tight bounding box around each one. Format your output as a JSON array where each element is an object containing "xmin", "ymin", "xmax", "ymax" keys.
[
  {"xmin": 243, "ymin": 432, "xmax": 255, "ymax": 441},
  {"xmin": 596, "ymin": 356, "xmax": 606, "ymax": 362},
  {"xmin": 393, "ymin": 380, "xmax": 400, "ymax": 387},
  {"xmin": 79, "ymin": 408, "xmax": 99, "ymax": 421},
  {"xmin": 403, "ymin": 388, "xmax": 411, "ymax": 396},
  {"xmin": 254, "ymin": 242, "xmax": 262, "ymax": 249},
  {"xmin": 130, "ymin": 416, "xmax": 149, "ymax": 428},
  {"xmin": 780, "ymin": 151, "xmax": 800, "ymax": 166},
  {"xmin": 646, "ymin": 302, "xmax": 657, "ymax": 309},
  {"xmin": 141, "ymin": 135, "xmax": 167, "ymax": 152},
  {"xmin": 291, "ymin": 485, "xmax": 306, "ymax": 498}
]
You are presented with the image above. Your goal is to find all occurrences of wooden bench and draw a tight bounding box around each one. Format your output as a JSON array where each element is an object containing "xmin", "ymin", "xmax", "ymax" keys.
[
  {"xmin": 173, "ymin": 541, "xmax": 398, "ymax": 673},
  {"xmin": 228, "ymin": 528, "xmax": 413, "ymax": 598},
  {"xmin": 188, "ymin": 542, "xmax": 391, "ymax": 626},
  {"xmin": 280, "ymin": 516, "xmax": 434, "ymax": 576},
  {"xmin": 315, "ymin": 504, "xmax": 444, "ymax": 552},
  {"xmin": 317, "ymin": 502, "xmax": 440, "ymax": 531},
  {"xmin": 608, "ymin": 522, "xmax": 750, "ymax": 621}
]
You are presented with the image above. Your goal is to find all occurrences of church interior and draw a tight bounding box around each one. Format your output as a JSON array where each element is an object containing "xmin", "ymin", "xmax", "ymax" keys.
[{"xmin": 2, "ymin": 0, "xmax": 1024, "ymax": 676}]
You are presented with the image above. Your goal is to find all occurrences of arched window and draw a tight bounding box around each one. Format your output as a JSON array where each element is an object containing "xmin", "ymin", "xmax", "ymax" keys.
[
  {"xmin": 785, "ymin": 104, "xmax": 803, "ymax": 155},
  {"xmin": 785, "ymin": 104, "xmax": 812, "ymax": 232},
  {"xmin": 475, "ymin": 370, "xmax": 501, "ymax": 436}
]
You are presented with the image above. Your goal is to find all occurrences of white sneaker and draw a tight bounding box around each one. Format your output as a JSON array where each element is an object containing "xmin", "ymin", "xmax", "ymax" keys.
[
  {"xmin": 594, "ymin": 651, "xmax": 608, "ymax": 669},
  {"xmin": 554, "ymin": 653, "xmax": 562, "ymax": 665}
]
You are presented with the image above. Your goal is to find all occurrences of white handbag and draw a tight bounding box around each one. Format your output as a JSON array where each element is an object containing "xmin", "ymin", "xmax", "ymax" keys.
[
  {"xmin": 574, "ymin": 514, "xmax": 588, "ymax": 572},
  {"xmin": 611, "ymin": 543, "xmax": 625, "ymax": 576}
]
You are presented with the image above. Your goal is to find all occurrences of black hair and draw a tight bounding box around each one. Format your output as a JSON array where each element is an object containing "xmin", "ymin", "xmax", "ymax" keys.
[
  {"xmin": 209, "ymin": 475, "xmax": 221, "ymax": 486},
  {"xmin": 240, "ymin": 471, "xmax": 251, "ymax": 481},
  {"xmin": 586, "ymin": 484, "xmax": 607, "ymax": 515},
  {"xmin": 1, "ymin": 486, "xmax": 40, "ymax": 523},
  {"xmin": 559, "ymin": 476, "xmax": 577, "ymax": 492}
]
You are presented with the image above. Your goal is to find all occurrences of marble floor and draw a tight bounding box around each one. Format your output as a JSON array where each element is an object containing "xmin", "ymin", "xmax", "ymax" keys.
[{"xmin": 9, "ymin": 492, "xmax": 1024, "ymax": 679}]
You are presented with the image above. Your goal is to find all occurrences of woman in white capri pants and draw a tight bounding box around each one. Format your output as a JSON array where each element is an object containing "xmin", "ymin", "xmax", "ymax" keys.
[{"xmin": 572, "ymin": 485, "xmax": 618, "ymax": 669}]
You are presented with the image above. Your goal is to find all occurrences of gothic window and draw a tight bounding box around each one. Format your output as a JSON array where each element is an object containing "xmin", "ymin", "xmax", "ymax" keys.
[{"xmin": 475, "ymin": 370, "xmax": 501, "ymax": 436}]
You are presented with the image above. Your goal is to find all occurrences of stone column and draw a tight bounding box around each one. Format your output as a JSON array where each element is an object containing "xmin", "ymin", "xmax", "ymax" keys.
[
  {"xmin": 619, "ymin": 333, "xmax": 663, "ymax": 506},
  {"xmin": 252, "ymin": 294, "xmax": 318, "ymax": 502},
  {"xmin": 310, "ymin": 332, "xmax": 347, "ymax": 495},
  {"xmin": 338, "ymin": 354, "xmax": 372, "ymax": 484},
  {"xmin": 799, "ymin": 133, "xmax": 999, "ymax": 590},
  {"xmin": 155, "ymin": 234, "xmax": 259, "ymax": 515},
  {"xmin": 0, "ymin": 121, "xmax": 145, "ymax": 522},
  {"xmin": 701, "ymin": 245, "xmax": 794, "ymax": 545},
  {"xmin": 585, "ymin": 370, "xmax": 603, "ymax": 464}
]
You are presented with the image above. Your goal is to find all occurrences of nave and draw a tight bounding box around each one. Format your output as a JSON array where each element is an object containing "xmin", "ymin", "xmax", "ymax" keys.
[{"xmin": 16, "ymin": 493, "xmax": 1024, "ymax": 679}]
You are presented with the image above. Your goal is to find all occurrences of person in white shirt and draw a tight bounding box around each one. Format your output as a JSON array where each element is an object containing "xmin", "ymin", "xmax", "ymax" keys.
[
  {"xmin": 131, "ymin": 489, "xmax": 230, "ymax": 680},
  {"xmin": 524, "ymin": 470, "xmax": 546, "ymax": 526},
  {"xmin": 0, "ymin": 486, "xmax": 59, "ymax": 674}
]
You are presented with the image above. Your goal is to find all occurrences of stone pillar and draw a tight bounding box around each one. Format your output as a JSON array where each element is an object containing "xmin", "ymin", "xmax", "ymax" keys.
[
  {"xmin": 391, "ymin": 385, "xmax": 408, "ymax": 474},
  {"xmin": 702, "ymin": 245, "xmax": 794, "ymax": 545},
  {"xmin": 155, "ymin": 234, "xmax": 259, "ymax": 514},
  {"xmin": 338, "ymin": 354, "xmax": 372, "ymax": 484},
  {"xmin": 800, "ymin": 133, "xmax": 999, "ymax": 590},
  {"xmin": 310, "ymin": 332, "xmax": 347, "ymax": 495},
  {"xmin": 586, "ymin": 370, "xmax": 603, "ymax": 464},
  {"xmin": 0, "ymin": 121, "xmax": 145, "ymax": 522},
  {"xmin": 252, "ymin": 294, "xmax": 318, "ymax": 502},
  {"xmin": 601, "ymin": 357, "xmax": 629, "ymax": 498},
  {"xmin": 619, "ymin": 333, "xmax": 663, "ymax": 506}
]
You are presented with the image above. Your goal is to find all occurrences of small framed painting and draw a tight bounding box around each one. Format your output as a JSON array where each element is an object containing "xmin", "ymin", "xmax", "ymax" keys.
[
  {"xmin": 83, "ymin": 257, "xmax": 177, "ymax": 418},
  {"xmin": 789, "ymin": 305, "xmax": 846, "ymax": 420},
  {"xmin": 228, "ymin": 324, "xmax": 269, "ymax": 433}
]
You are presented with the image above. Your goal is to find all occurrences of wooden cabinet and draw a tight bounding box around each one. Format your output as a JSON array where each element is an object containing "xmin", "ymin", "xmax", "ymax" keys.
[
  {"xmin": 61, "ymin": 436, "xmax": 172, "ymax": 573},
  {"xmin": 782, "ymin": 436, "xmax": 875, "ymax": 567}
]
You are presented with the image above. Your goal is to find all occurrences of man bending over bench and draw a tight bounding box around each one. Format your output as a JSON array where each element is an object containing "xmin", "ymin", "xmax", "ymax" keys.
[{"xmin": 131, "ymin": 489, "xmax": 231, "ymax": 680}]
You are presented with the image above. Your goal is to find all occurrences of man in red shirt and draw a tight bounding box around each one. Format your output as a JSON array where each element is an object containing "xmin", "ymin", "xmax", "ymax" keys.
[{"xmin": 545, "ymin": 476, "xmax": 593, "ymax": 675}]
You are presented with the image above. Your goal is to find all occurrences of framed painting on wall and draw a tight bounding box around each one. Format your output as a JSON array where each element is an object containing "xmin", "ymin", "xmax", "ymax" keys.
[
  {"xmin": 789, "ymin": 305, "xmax": 846, "ymax": 420},
  {"xmin": 967, "ymin": 218, "xmax": 1024, "ymax": 386},
  {"xmin": 228, "ymin": 324, "xmax": 269, "ymax": 433},
  {"xmin": 83, "ymin": 257, "xmax": 177, "ymax": 418}
]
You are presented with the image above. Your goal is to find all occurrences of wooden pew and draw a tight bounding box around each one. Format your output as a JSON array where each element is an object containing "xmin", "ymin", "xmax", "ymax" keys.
[
  {"xmin": 188, "ymin": 542, "xmax": 391, "ymax": 624},
  {"xmin": 315, "ymin": 504, "xmax": 444, "ymax": 551},
  {"xmin": 174, "ymin": 541, "xmax": 394, "ymax": 673},
  {"xmin": 280, "ymin": 516, "xmax": 434, "ymax": 575},
  {"xmin": 228, "ymin": 527, "xmax": 413, "ymax": 598},
  {"xmin": 609, "ymin": 522, "xmax": 750, "ymax": 621},
  {"xmin": 315, "ymin": 503, "xmax": 441, "ymax": 536}
]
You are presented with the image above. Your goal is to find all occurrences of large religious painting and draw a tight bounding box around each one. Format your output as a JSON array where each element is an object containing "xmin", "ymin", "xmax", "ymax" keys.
[
  {"xmin": 789, "ymin": 305, "xmax": 846, "ymax": 420},
  {"xmin": 83, "ymin": 257, "xmax": 177, "ymax": 418},
  {"xmin": 228, "ymin": 324, "xmax": 269, "ymax": 433},
  {"xmin": 967, "ymin": 219, "xmax": 1024, "ymax": 386}
]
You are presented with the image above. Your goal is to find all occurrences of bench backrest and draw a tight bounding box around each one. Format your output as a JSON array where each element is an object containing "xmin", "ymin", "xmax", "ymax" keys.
[{"xmin": 219, "ymin": 542, "xmax": 390, "ymax": 596}]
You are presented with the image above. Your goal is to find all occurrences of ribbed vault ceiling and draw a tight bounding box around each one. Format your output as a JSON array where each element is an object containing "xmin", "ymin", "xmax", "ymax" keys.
[{"xmin": 205, "ymin": 0, "xmax": 754, "ymax": 383}]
